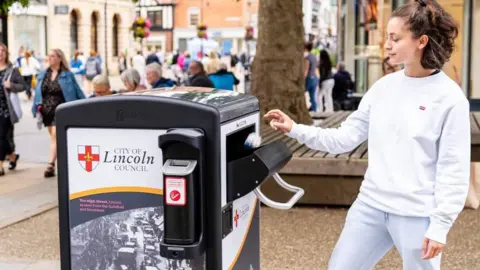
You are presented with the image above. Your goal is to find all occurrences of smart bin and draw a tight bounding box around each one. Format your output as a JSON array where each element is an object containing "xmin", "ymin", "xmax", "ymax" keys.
[{"xmin": 56, "ymin": 88, "xmax": 304, "ymax": 270}]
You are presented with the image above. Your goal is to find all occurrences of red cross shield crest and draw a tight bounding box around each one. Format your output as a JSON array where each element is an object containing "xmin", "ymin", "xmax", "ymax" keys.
[{"xmin": 77, "ymin": 145, "xmax": 100, "ymax": 172}]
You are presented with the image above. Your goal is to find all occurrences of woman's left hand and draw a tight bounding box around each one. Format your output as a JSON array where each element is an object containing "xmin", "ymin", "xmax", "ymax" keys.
[
  {"xmin": 3, "ymin": 79, "xmax": 10, "ymax": 89},
  {"xmin": 422, "ymin": 237, "xmax": 445, "ymax": 260}
]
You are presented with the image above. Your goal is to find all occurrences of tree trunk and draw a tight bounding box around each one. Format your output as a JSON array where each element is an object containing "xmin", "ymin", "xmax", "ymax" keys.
[{"xmin": 251, "ymin": 0, "xmax": 312, "ymax": 125}]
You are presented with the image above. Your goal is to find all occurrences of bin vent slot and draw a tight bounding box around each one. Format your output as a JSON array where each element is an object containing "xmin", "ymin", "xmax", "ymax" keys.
[{"xmin": 221, "ymin": 203, "xmax": 233, "ymax": 239}]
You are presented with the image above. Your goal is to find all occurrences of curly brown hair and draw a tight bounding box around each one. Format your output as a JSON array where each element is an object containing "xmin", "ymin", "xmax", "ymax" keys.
[{"xmin": 391, "ymin": 0, "xmax": 458, "ymax": 70}]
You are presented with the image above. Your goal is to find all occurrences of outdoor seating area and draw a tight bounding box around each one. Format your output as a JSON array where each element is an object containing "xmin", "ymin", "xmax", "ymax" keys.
[{"xmin": 260, "ymin": 110, "xmax": 480, "ymax": 206}]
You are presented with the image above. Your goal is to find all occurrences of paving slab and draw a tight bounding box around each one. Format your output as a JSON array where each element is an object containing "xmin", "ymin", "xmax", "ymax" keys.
[
  {"xmin": 24, "ymin": 260, "xmax": 60, "ymax": 270},
  {"xmin": 1, "ymin": 205, "xmax": 480, "ymax": 269},
  {"xmin": 0, "ymin": 163, "xmax": 58, "ymax": 230},
  {"xmin": 0, "ymin": 259, "xmax": 59, "ymax": 270}
]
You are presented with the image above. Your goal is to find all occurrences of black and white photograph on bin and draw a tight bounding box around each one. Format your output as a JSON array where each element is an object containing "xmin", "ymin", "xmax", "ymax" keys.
[{"xmin": 70, "ymin": 206, "xmax": 199, "ymax": 270}]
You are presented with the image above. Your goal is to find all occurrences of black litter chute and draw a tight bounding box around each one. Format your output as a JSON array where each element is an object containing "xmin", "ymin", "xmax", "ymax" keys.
[{"xmin": 226, "ymin": 140, "xmax": 292, "ymax": 202}]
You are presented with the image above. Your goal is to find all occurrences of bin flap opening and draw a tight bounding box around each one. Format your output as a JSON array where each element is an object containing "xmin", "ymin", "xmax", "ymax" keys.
[
  {"xmin": 163, "ymin": 159, "xmax": 198, "ymax": 176},
  {"xmin": 226, "ymin": 140, "xmax": 292, "ymax": 202}
]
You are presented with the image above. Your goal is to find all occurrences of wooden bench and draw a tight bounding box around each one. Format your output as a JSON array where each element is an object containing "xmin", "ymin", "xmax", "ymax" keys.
[
  {"xmin": 470, "ymin": 112, "xmax": 480, "ymax": 161},
  {"xmin": 260, "ymin": 111, "xmax": 480, "ymax": 206}
]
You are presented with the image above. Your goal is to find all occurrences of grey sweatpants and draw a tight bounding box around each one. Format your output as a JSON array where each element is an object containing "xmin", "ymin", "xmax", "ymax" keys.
[{"xmin": 328, "ymin": 199, "xmax": 441, "ymax": 270}]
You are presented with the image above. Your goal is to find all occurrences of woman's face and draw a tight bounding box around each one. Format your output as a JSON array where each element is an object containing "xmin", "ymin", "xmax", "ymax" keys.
[
  {"xmin": 0, "ymin": 46, "xmax": 7, "ymax": 64},
  {"xmin": 384, "ymin": 17, "xmax": 427, "ymax": 67},
  {"xmin": 48, "ymin": 50, "xmax": 61, "ymax": 67},
  {"xmin": 122, "ymin": 79, "xmax": 135, "ymax": 91}
]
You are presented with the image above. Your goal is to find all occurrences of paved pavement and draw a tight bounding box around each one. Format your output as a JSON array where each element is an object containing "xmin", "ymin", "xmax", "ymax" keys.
[
  {"xmin": 0, "ymin": 259, "xmax": 59, "ymax": 270},
  {"xmin": 3, "ymin": 81, "xmax": 480, "ymax": 269}
]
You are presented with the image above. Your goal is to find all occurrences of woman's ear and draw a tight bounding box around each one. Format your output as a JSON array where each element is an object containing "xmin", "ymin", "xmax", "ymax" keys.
[{"xmin": 418, "ymin": 35, "xmax": 429, "ymax": 50}]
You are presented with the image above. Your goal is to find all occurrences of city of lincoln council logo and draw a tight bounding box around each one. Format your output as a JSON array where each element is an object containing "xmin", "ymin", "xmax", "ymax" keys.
[{"xmin": 77, "ymin": 145, "xmax": 100, "ymax": 172}]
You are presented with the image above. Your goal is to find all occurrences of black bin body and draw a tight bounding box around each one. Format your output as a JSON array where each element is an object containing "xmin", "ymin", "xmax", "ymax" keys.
[{"xmin": 56, "ymin": 88, "xmax": 266, "ymax": 270}]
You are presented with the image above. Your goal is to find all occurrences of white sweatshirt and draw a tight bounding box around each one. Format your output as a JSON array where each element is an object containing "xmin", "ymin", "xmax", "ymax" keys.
[{"xmin": 288, "ymin": 70, "xmax": 470, "ymax": 244}]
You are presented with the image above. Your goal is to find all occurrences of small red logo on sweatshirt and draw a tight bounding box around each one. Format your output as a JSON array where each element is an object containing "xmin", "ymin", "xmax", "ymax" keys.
[{"xmin": 419, "ymin": 106, "xmax": 426, "ymax": 111}]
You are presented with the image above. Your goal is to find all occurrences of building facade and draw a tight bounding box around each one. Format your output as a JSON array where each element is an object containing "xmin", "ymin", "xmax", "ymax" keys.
[
  {"xmin": 337, "ymin": 0, "xmax": 467, "ymax": 94},
  {"xmin": 46, "ymin": 0, "xmax": 136, "ymax": 75},
  {"xmin": 304, "ymin": 0, "xmax": 338, "ymax": 45},
  {"xmin": 135, "ymin": 0, "xmax": 175, "ymax": 53},
  {"xmin": 6, "ymin": 0, "xmax": 48, "ymax": 60},
  {"xmin": 173, "ymin": 0, "xmax": 259, "ymax": 55}
]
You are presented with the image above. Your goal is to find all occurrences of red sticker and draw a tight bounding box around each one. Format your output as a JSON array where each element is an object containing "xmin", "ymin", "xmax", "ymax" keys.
[{"xmin": 165, "ymin": 177, "xmax": 186, "ymax": 206}]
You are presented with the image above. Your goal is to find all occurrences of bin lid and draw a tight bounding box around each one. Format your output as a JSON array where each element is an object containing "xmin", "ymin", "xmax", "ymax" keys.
[{"xmin": 119, "ymin": 87, "xmax": 259, "ymax": 122}]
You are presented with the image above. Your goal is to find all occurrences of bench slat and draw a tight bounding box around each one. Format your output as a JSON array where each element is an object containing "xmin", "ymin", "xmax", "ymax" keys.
[
  {"xmin": 472, "ymin": 113, "xmax": 480, "ymax": 145},
  {"xmin": 350, "ymin": 141, "xmax": 368, "ymax": 159},
  {"xmin": 260, "ymin": 125, "xmax": 276, "ymax": 138},
  {"xmin": 471, "ymin": 113, "xmax": 480, "ymax": 132},
  {"xmin": 280, "ymin": 157, "xmax": 368, "ymax": 176},
  {"xmin": 296, "ymin": 111, "xmax": 352, "ymax": 158},
  {"xmin": 322, "ymin": 112, "xmax": 351, "ymax": 159}
]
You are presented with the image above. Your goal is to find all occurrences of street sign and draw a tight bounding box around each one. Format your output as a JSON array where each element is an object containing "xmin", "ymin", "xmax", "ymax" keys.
[{"xmin": 54, "ymin": 5, "xmax": 69, "ymax": 15}]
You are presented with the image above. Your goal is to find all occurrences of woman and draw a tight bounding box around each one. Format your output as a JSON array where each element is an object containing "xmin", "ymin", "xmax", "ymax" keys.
[
  {"xmin": 0, "ymin": 43, "xmax": 25, "ymax": 175},
  {"xmin": 119, "ymin": 68, "xmax": 146, "ymax": 92},
  {"xmin": 70, "ymin": 50, "xmax": 85, "ymax": 90},
  {"xmin": 32, "ymin": 49, "xmax": 86, "ymax": 178},
  {"xmin": 20, "ymin": 50, "xmax": 40, "ymax": 100},
  {"xmin": 205, "ymin": 51, "xmax": 221, "ymax": 75},
  {"xmin": 265, "ymin": 1, "xmax": 468, "ymax": 269},
  {"xmin": 317, "ymin": 49, "xmax": 334, "ymax": 112}
]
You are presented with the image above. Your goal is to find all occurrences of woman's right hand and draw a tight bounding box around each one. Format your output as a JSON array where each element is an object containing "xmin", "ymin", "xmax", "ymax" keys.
[{"xmin": 264, "ymin": 109, "xmax": 295, "ymax": 133}]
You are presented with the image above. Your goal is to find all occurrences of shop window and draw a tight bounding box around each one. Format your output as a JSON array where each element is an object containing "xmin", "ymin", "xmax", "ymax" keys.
[
  {"xmin": 188, "ymin": 7, "xmax": 200, "ymax": 27},
  {"xmin": 12, "ymin": 15, "xmax": 46, "ymax": 59},
  {"xmin": 147, "ymin": 10, "xmax": 163, "ymax": 28}
]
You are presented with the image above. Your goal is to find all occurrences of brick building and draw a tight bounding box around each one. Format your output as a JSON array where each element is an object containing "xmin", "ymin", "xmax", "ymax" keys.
[
  {"xmin": 173, "ymin": 0, "xmax": 259, "ymax": 55},
  {"xmin": 136, "ymin": 0, "xmax": 175, "ymax": 53}
]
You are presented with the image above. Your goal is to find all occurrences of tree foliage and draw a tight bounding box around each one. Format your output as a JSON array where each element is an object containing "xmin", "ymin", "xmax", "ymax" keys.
[{"xmin": 0, "ymin": 0, "xmax": 29, "ymax": 14}]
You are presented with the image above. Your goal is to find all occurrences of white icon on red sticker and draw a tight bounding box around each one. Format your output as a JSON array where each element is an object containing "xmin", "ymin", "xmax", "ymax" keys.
[{"xmin": 165, "ymin": 177, "xmax": 186, "ymax": 206}]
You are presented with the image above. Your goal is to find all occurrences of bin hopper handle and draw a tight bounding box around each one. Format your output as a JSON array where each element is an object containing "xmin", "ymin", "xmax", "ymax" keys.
[{"xmin": 254, "ymin": 173, "xmax": 304, "ymax": 210}]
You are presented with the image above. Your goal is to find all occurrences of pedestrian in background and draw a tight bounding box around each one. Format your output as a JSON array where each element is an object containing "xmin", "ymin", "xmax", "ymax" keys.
[
  {"xmin": 304, "ymin": 42, "xmax": 318, "ymax": 111},
  {"xmin": 118, "ymin": 52, "xmax": 127, "ymax": 75},
  {"xmin": 70, "ymin": 50, "xmax": 85, "ymax": 91},
  {"xmin": 317, "ymin": 49, "xmax": 335, "ymax": 112},
  {"xmin": 132, "ymin": 50, "xmax": 146, "ymax": 87},
  {"xmin": 208, "ymin": 63, "xmax": 239, "ymax": 91},
  {"xmin": 84, "ymin": 50, "xmax": 102, "ymax": 95},
  {"xmin": 19, "ymin": 50, "xmax": 40, "ymax": 100},
  {"xmin": 187, "ymin": 61, "xmax": 214, "ymax": 88},
  {"xmin": 0, "ymin": 43, "xmax": 26, "ymax": 175},
  {"xmin": 145, "ymin": 63, "xmax": 176, "ymax": 89},
  {"xmin": 32, "ymin": 48, "xmax": 86, "ymax": 178},
  {"xmin": 205, "ymin": 51, "xmax": 221, "ymax": 75},
  {"xmin": 119, "ymin": 68, "xmax": 146, "ymax": 93},
  {"xmin": 89, "ymin": 75, "xmax": 117, "ymax": 97}
]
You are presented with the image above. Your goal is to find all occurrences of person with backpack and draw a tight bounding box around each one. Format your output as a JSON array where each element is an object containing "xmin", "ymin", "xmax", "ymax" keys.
[
  {"xmin": 208, "ymin": 63, "xmax": 239, "ymax": 91},
  {"xmin": 84, "ymin": 50, "xmax": 102, "ymax": 95}
]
